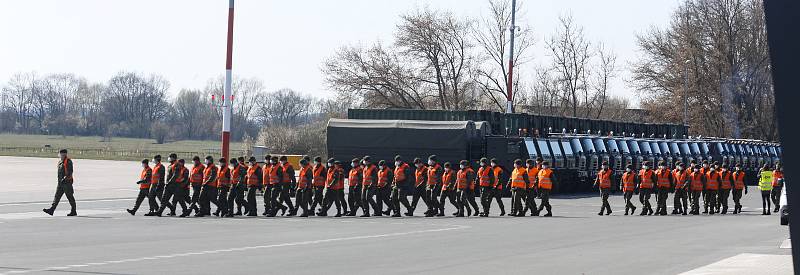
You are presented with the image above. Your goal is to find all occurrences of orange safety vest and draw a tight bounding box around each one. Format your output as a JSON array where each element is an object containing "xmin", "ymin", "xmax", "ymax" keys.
[
  {"xmin": 773, "ymin": 170, "xmax": 784, "ymax": 187},
  {"xmin": 262, "ymin": 164, "xmax": 272, "ymax": 186},
  {"xmin": 478, "ymin": 166, "xmax": 492, "ymax": 187},
  {"xmin": 656, "ymin": 169, "xmax": 671, "ymax": 189},
  {"xmin": 246, "ymin": 165, "xmax": 261, "ymax": 187},
  {"xmin": 191, "ymin": 164, "xmax": 205, "ymax": 185},
  {"xmin": 639, "ymin": 169, "xmax": 654, "ymax": 189},
  {"xmin": 377, "ymin": 168, "xmax": 390, "ymax": 188},
  {"xmin": 427, "ymin": 164, "xmax": 442, "ymax": 187},
  {"xmin": 673, "ymin": 170, "xmax": 688, "ymax": 189},
  {"xmin": 705, "ymin": 171, "xmax": 719, "ymax": 190},
  {"xmin": 733, "ymin": 171, "xmax": 746, "ymax": 190},
  {"xmin": 598, "ymin": 169, "xmax": 612, "ymax": 189},
  {"xmin": 281, "ymin": 163, "xmax": 294, "ymax": 184},
  {"xmin": 203, "ymin": 165, "xmax": 218, "ymax": 187},
  {"xmin": 690, "ymin": 172, "xmax": 704, "ymax": 191},
  {"xmin": 441, "ymin": 169, "xmax": 455, "ymax": 191},
  {"xmin": 415, "ymin": 166, "xmax": 427, "ymax": 187},
  {"xmin": 362, "ymin": 165, "xmax": 377, "ymax": 187},
  {"xmin": 457, "ymin": 168, "xmax": 473, "ymax": 190},
  {"xmin": 327, "ymin": 167, "xmax": 344, "ymax": 190},
  {"xmin": 537, "ymin": 168, "xmax": 553, "ymax": 190},
  {"xmin": 622, "ymin": 172, "xmax": 636, "ymax": 192},
  {"xmin": 720, "ymin": 171, "xmax": 732, "ymax": 189},
  {"xmin": 394, "ymin": 163, "xmax": 408, "ymax": 183},
  {"xmin": 511, "ymin": 167, "xmax": 528, "ymax": 189},
  {"xmin": 217, "ymin": 166, "xmax": 231, "ymax": 187},
  {"xmin": 349, "ymin": 166, "xmax": 363, "ymax": 187},
  {"xmin": 312, "ymin": 165, "xmax": 326, "ymax": 187},
  {"xmin": 493, "ymin": 166, "xmax": 504, "ymax": 190},
  {"xmin": 140, "ymin": 166, "xmax": 152, "ymax": 189},
  {"xmin": 527, "ymin": 167, "xmax": 539, "ymax": 189},
  {"xmin": 268, "ymin": 165, "xmax": 280, "ymax": 185},
  {"xmin": 297, "ymin": 166, "xmax": 311, "ymax": 189},
  {"xmin": 231, "ymin": 164, "xmax": 243, "ymax": 185},
  {"xmin": 151, "ymin": 163, "xmax": 163, "ymax": 185},
  {"xmin": 175, "ymin": 166, "xmax": 187, "ymax": 184}
]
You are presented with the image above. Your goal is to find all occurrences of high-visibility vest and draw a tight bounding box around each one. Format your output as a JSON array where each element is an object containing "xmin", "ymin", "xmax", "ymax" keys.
[
  {"xmin": 442, "ymin": 169, "xmax": 455, "ymax": 190},
  {"xmin": 362, "ymin": 165, "xmax": 377, "ymax": 186},
  {"xmin": 622, "ymin": 172, "xmax": 635, "ymax": 192},
  {"xmin": 139, "ymin": 167, "xmax": 152, "ymax": 189},
  {"xmin": 297, "ymin": 166, "xmax": 311, "ymax": 189},
  {"xmin": 231, "ymin": 165, "xmax": 243, "ymax": 185},
  {"xmin": 176, "ymin": 166, "xmax": 187, "ymax": 184},
  {"xmin": 246, "ymin": 165, "xmax": 261, "ymax": 187},
  {"xmin": 281, "ymin": 163, "xmax": 294, "ymax": 184},
  {"xmin": 327, "ymin": 167, "xmax": 344, "ymax": 190},
  {"xmin": 478, "ymin": 167, "xmax": 492, "ymax": 187},
  {"xmin": 427, "ymin": 164, "xmax": 442, "ymax": 186},
  {"xmin": 394, "ymin": 163, "xmax": 408, "ymax": 183},
  {"xmin": 527, "ymin": 167, "xmax": 539, "ymax": 188},
  {"xmin": 262, "ymin": 164, "xmax": 272, "ymax": 186},
  {"xmin": 760, "ymin": 170, "xmax": 774, "ymax": 191},
  {"xmin": 537, "ymin": 168, "xmax": 553, "ymax": 190},
  {"xmin": 457, "ymin": 168, "xmax": 473, "ymax": 189},
  {"xmin": 705, "ymin": 171, "xmax": 719, "ymax": 190},
  {"xmin": 511, "ymin": 167, "xmax": 527, "ymax": 189},
  {"xmin": 639, "ymin": 170, "xmax": 654, "ymax": 189},
  {"xmin": 190, "ymin": 164, "xmax": 205, "ymax": 184},
  {"xmin": 415, "ymin": 166, "xmax": 428, "ymax": 187},
  {"xmin": 348, "ymin": 166, "xmax": 363, "ymax": 187},
  {"xmin": 268, "ymin": 165, "xmax": 280, "ymax": 185},
  {"xmin": 312, "ymin": 165, "xmax": 326, "ymax": 187},
  {"xmin": 733, "ymin": 171, "xmax": 746, "ymax": 190},
  {"xmin": 377, "ymin": 168, "xmax": 390, "ymax": 188},
  {"xmin": 656, "ymin": 169, "xmax": 670, "ymax": 188},
  {"xmin": 151, "ymin": 163, "xmax": 163, "ymax": 185},
  {"xmin": 773, "ymin": 170, "xmax": 784, "ymax": 187},
  {"xmin": 673, "ymin": 170, "xmax": 688, "ymax": 189},
  {"xmin": 720, "ymin": 171, "xmax": 732, "ymax": 189},
  {"xmin": 203, "ymin": 165, "xmax": 218, "ymax": 187},
  {"xmin": 690, "ymin": 172, "xmax": 704, "ymax": 191},
  {"xmin": 597, "ymin": 169, "xmax": 612, "ymax": 189},
  {"xmin": 493, "ymin": 166, "xmax": 504, "ymax": 190},
  {"xmin": 217, "ymin": 166, "xmax": 231, "ymax": 187}
]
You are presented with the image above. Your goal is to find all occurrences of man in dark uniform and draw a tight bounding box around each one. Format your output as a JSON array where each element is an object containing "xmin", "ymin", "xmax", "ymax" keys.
[
  {"xmin": 261, "ymin": 155, "xmax": 274, "ymax": 216},
  {"xmin": 294, "ymin": 158, "xmax": 313, "ymax": 217},
  {"xmin": 489, "ymin": 158, "xmax": 507, "ymax": 216},
  {"xmin": 155, "ymin": 153, "xmax": 179, "ymax": 216},
  {"xmin": 346, "ymin": 158, "xmax": 363, "ymax": 216},
  {"xmin": 145, "ymin": 155, "xmax": 165, "ymax": 216},
  {"xmin": 309, "ymin": 156, "xmax": 327, "ymax": 216},
  {"xmin": 245, "ymin": 157, "xmax": 262, "ymax": 216},
  {"xmin": 173, "ymin": 159, "xmax": 192, "ymax": 217},
  {"xmin": 593, "ymin": 161, "xmax": 614, "ymax": 216},
  {"xmin": 476, "ymin": 158, "xmax": 495, "ymax": 217},
  {"xmin": 439, "ymin": 162, "xmax": 460, "ymax": 216},
  {"xmin": 226, "ymin": 158, "xmax": 246, "ymax": 217},
  {"xmin": 188, "ymin": 156, "xmax": 205, "ymax": 215},
  {"xmin": 273, "ymin": 156, "xmax": 296, "ymax": 216},
  {"xmin": 425, "ymin": 155, "xmax": 444, "ymax": 217},
  {"xmin": 376, "ymin": 160, "xmax": 394, "ymax": 216},
  {"xmin": 320, "ymin": 159, "xmax": 346, "ymax": 216},
  {"xmin": 456, "ymin": 160, "xmax": 476, "ymax": 217},
  {"xmin": 409, "ymin": 158, "xmax": 429, "ymax": 216},
  {"xmin": 390, "ymin": 155, "xmax": 413, "ymax": 217},
  {"xmin": 215, "ymin": 157, "xmax": 230, "ymax": 217},
  {"xmin": 44, "ymin": 149, "xmax": 77, "ymax": 216},
  {"xmin": 127, "ymin": 159, "xmax": 152, "ymax": 215},
  {"xmin": 360, "ymin": 156, "xmax": 379, "ymax": 217},
  {"xmin": 196, "ymin": 156, "xmax": 218, "ymax": 217}
]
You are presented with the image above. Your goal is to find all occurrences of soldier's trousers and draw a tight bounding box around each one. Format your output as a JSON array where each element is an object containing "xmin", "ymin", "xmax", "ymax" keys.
[
  {"xmin": 690, "ymin": 190, "xmax": 702, "ymax": 213},
  {"xmin": 524, "ymin": 188, "xmax": 538, "ymax": 215},
  {"xmin": 456, "ymin": 189, "xmax": 472, "ymax": 215},
  {"xmin": 390, "ymin": 184, "xmax": 412, "ymax": 215},
  {"xmin": 673, "ymin": 189, "xmax": 688, "ymax": 214},
  {"xmin": 465, "ymin": 188, "xmax": 480, "ymax": 214},
  {"xmin": 295, "ymin": 187, "xmax": 311, "ymax": 214},
  {"xmin": 718, "ymin": 189, "xmax": 731, "ymax": 212},
  {"xmin": 656, "ymin": 188, "xmax": 669, "ymax": 214},
  {"xmin": 732, "ymin": 189, "xmax": 743, "ymax": 210},
  {"xmin": 270, "ymin": 183, "xmax": 294, "ymax": 215},
  {"xmin": 228, "ymin": 184, "xmax": 245, "ymax": 214},
  {"xmin": 322, "ymin": 188, "xmax": 346, "ymax": 215},
  {"xmin": 246, "ymin": 185, "xmax": 258, "ymax": 215},
  {"xmin": 639, "ymin": 188, "xmax": 653, "ymax": 212},
  {"xmin": 426, "ymin": 185, "xmax": 440, "ymax": 213},
  {"xmin": 131, "ymin": 188, "xmax": 149, "ymax": 213},
  {"xmin": 623, "ymin": 191, "xmax": 636, "ymax": 213},
  {"xmin": 480, "ymin": 186, "xmax": 493, "ymax": 214},
  {"xmin": 378, "ymin": 185, "xmax": 392, "ymax": 212},
  {"xmin": 492, "ymin": 188, "xmax": 506, "ymax": 214},
  {"xmin": 348, "ymin": 185, "xmax": 362, "ymax": 214},
  {"xmin": 511, "ymin": 187, "xmax": 526, "ymax": 214},
  {"xmin": 439, "ymin": 189, "xmax": 458, "ymax": 214},
  {"xmin": 771, "ymin": 187, "xmax": 782, "ymax": 208},
  {"xmin": 157, "ymin": 183, "xmax": 177, "ymax": 214},
  {"xmin": 199, "ymin": 185, "xmax": 218, "ymax": 215},
  {"xmin": 310, "ymin": 186, "xmax": 324, "ymax": 211},
  {"xmin": 361, "ymin": 185, "xmax": 378, "ymax": 214},
  {"xmin": 704, "ymin": 190, "xmax": 718, "ymax": 213},
  {"xmin": 216, "ymin": 186, "xmax": 229, "ymax": 215},
  {"xmin": 263, "ymin": 184, "xmax": 274, "ymax": 214},
  {"xmin": 149, "ymin": 183, "xmax": 163, "ymax": 209},
  {"xmin": 190, "ymin": 184, "xmax": 202, "ymax": 210},
  {"xmin": 600, "ymin": 188, "xmax": 611, "ymax": 214},
  {"xmin": 410, "ymin": 184, "xmax": 428, "ymax": 213},
  {"xmin": 537, "ymin": 189, "xmax": 552, "ymax": 214}
]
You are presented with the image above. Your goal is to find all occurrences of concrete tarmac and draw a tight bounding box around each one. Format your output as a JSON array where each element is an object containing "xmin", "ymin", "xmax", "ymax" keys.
[{"xmin": 0, "ymin": 156, "xmax": 791, "ymax": 274}]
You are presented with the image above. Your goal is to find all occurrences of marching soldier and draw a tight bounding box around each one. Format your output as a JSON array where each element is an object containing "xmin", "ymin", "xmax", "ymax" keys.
[
  {"xmin": 346, "ymin": 158, "xmax": 363, "ymax": 216},
  {"xmin": 594, "ymin": 161, "xmax": 613, "ymax": 216},
  {"xmin": 44, "ymin": 149, "xmax": 77, "ymax": 216},
  {"xmin": 672, "ymin": 162, "xmax": 689, "ymax": 215},
  {"xmin": 464, "ymin": 161, "xmax": 481, "ymax": 217},
  {"xmin": 425, "ymin": 155, "xmax": 444, "ymax": 217},
  {"xmin": 619, "ymin": 164, "xmax": 638, "ymax": 215},
  {"xmin": 188, "ymin": 156, "xmax": 205, "ymax": 215},
  {"xmin": 215, "ymin": 158, "xmax": 231, "ymax": 217},
  {"xmin": 689, "ymin": 165, "xmax": 705, "ymax": 215},
  {"xmin": 145, "ymin": 155, "xmax": 165, "ymax": 216},
  {"xmin": 477, "ymin": 158, "xmax": 495, "ymax": 217},
  {"xmin": 704, "ymin": 163, "xmax": 720, "ymax": 214},
  {"xmin": 536, "ymin": 161, "xmax": 555, "ymax": 217},
  {"xmin": 227, "ymin": 158, "xmax": 246, "ymax": 217},
  {"xmin": 310, "ymin": 156, "xmax": 327, "ymax": 216},
  {"xmin": 238, "ymin": 156, "xmax": 250, "ymax": 214},
  {"xmin": 376, "ymin": 160, "xmax": 393, "ymax": 216},
  {"xmin": 732, "ymin": 163, "xmax": 748, "ymax": 214},
  {"xmin": 509, "ymin": 159, "xmax": 530, "ymax": 217},
  {"xmin": 456, "ymin": 160, "xmax": 476, "ymax": 217},
  {"xmin": 654, "ymin": 161, "xmax": 672, "ymax": 216},
  {"xmin": 320, "ymin": 159, "xmax": 346, "ymax": 217},
  {"xmin": 439, "ymin": 162, "xmax": 459, "ymax": 217},
  {"xmin": 295, "ymin": 158, "xmax": 313, "ymax": 217},
  {"xmin": 523, "ymin": 158, "xmax": 541, "ymax": 216},
  {"xmin": 197, "ymin": 156, "xmax": 218, "ymax": 217},
  {"xmin": 771, "ymin": 163, "xmax": 784, "ymax": 213},
  {"xmin": 360, "ymin": 156, "xmax": 379, "ymax": 217},
  {"xmin": 155, "ymin": 154, "xmax": 179, "ymax": 216},
  {"xmin": 489, "ymin": 158, "xmax": 507, "ymax": 216},
  {"xmin": 409, "ymin": 158, "xmax": 429, "ymax": 216},
  {"xmin": 127, "ymin": 159, "xmax": 152, "ymax": 215},
  {"xmin": 245, "ymin": 157, "xmax": 262, "ymax": 217},
  {"xmin": 390, "ymin": 156, "xmax": 413, "ymax": 217},
  {"xmin": 275, "ymin": 156, "xmax": 296, "ymax": 216},
  {"xmin": 638, "ymin": 161, "xmax": 656, "ymax": 216},
  {"xmin": 718, "ymin": 164, "xmax": 733, "ymax": 214},
  {"xmin": 262, "ymin": 155, "xmax": 274, "ymax": 216}
]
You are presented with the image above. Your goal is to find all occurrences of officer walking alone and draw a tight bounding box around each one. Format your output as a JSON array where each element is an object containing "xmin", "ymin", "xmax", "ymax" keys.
[{"xmin": 43, "ymin": 149, "xmax": 77, "ymax": 216}]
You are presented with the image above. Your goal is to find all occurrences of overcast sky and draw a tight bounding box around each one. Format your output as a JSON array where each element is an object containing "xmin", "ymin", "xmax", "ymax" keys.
[{"xmin": 0, "ymin": 0, "xmax": 681, "ymax": 106}]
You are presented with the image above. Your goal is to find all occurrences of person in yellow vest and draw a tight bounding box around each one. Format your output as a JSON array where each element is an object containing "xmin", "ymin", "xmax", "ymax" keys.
[
  {"xmin": 759, "ymin": 164, "xmax": 774, "ymax": 215},
  {"xmin": 523, "ymin": 158, "xmax": 542, "ymax": 216},
  {"xmin": 637, "ymin": 161, "xmax": 657, "ymax": 216},
  {"xmin": 593, "ymin": 161, "xmax": 614, "ymax": 215},
  {"xmin": 672, "ymin": 162, "xmax": 689, "ymax": 215},
  {"xmin": 619, "ymin": 164, "xmax": 638, "ymax": 215},
  {"xmin": 536, "ymin": 161, "xmax": 556, "ymax": 217},
  {"xmin": 509, "ymin": 159, "xmax": 531, "ymax": 217},
  {"xmin": 732, "ymin": 163, "xmax": 748, "ymax": 214},
  {"xmin": 771, "ymin": 163, "xmax": 784, "ymax": 213},
  {"xmin": 654, "ymin": 161, "xmax": 673, "ymax": 216}
]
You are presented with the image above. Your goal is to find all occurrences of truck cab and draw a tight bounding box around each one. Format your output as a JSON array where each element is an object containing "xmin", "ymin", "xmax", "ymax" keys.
[
  {"xmin": 658, "ymin": 141, "xmax": 674, "ymax": 168},
  {"xmin": 679, "ymin": 142, "xmax": 694, "ymax": 165},
  {"xmin": 593, "ymin": 137, "xmax": 611, "ymax": 169},
  {"xmin": 581, "ymin": 137, "xmax": 600, "ymax": 174},
  {"xmin": 736, "ymin": 143, "xmax": 751, "ymax": 170},
  {"xmin": 561, "ymin": 139, "xmax": 577, "ymax": 170},
  {"xmin": 668, "ymin": 141, "xmax": 684, "ymax": 166},
  {"xmin": 649, "ymin": 140, "xmax": 665, "ymax": 166},
  {"xmin": 638, "ymin": 139, "xmax": 656, "ymax": 167},
  {"xmin": 699, "ymin": 142, "xmax": 711, "ymax": 165},
  {"xmin": 724, "ymin": 142, "xmax": 741, "ymax": 167},
  {"xmin": 537, "ymin": 139, "xmax": 557, "ymax": 169},
  {"xmin": 688, "ymin": 141, "xmax": 703, "ymax": 164},
  {"xmin": 547, "ymin": 139, "xmax": 566, "ymax": 170},
  {"xmin": 768, "ymin": 145, "xmax": 780, "ymax": 167},
  {"xmin": 623, "ymin": 139, "xmax": 644, "ymax": 170},
  {"xmin": 523, "ymin": 138, "xmax": 542, "ymax": 165},
  {"xmin": 616, "ymin": 139, "xmax": 634, "ymax": 172}
]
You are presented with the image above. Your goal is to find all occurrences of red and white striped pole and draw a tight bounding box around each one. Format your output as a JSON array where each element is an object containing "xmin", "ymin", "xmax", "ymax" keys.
[{"xmin": 221, "ymin": 0, "xmax": 235, "ymax": 161}]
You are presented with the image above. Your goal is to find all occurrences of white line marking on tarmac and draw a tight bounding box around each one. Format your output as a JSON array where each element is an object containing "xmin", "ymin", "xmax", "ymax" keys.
[
  {"xmin": 0, "ymin": 198, "xmax": 133, "ymax": 207},
  {"xmin": 678, "ymin": 253, "xmax": 792, "ymax": 275},
  {"xmin": 1, "ymin": 224, "xmax": 470, "ymax": 275}
]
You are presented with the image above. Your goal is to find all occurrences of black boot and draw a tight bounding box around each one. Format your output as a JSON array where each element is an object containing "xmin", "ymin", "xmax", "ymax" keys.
[
  {"xmin": 43, "ymin": 208, "xmax": 54, "ymax": 216},
  {"xmin": 127, "ymin": 209, "xmax": 136, "ymax": 216}
]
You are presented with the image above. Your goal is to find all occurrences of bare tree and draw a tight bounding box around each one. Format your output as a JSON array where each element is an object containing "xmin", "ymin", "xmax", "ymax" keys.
[
  {"xmin": 171, "ymin": 89, "xmax": 215, "ymax": 140},
  {"xmin": 204, "ymin": 75, "xmax": 265, "ymax": 140},
  {"xmin": 257, "ymin": 88, "xmax": 315, "ymax": 126},
  {"xmin": 473, "ymin": 0, "xmax": 534, "ymax": 112},
  {"xmin": 103, "ymin": 72, "xmax": 170, "ymax": 138},
  {"xmin": 1, "ymin": 72, "xmax": 38, "ymax": 133}
]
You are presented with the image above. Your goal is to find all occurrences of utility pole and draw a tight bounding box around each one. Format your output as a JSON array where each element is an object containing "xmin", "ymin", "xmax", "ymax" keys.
[
  {"xmin": 683, "ymin": 59, "xmax": 690, "ymax": 126},
  {"xmin": 221, "ymin": 0, "xmax": 235, "ymax": 161},
  {"xmin": 505, "ymin": 0, "xmax": 517, "ymax": 114}
]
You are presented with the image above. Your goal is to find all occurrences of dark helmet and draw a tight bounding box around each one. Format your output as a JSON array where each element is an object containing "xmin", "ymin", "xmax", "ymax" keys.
[{"xmin": 141, "ymin": 159, "xmax": 149, "ymax": 164}]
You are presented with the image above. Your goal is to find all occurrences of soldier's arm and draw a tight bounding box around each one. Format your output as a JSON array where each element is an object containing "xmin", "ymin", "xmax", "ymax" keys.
[
  {"xmin": 304, "ymin": 170, "xmax": 313, "ymax": 188},
  {"xmin": 66, "ymin": 159, "xmax": 74, "ymax": 183},
  {"xmin": 238, "ymin": 167, "xmax": 246, "ymax": 184},
  {"xmin": 256, "ymin": 168, "xmax": 263, "ymax": 185},
  {"xmin": 288, "ymin": 167, "xmax": 297, "ymax": 185},
  {"xmin": 522, "ymin": 173, "xmax": 530, "ymax": 188},
  {"xmin": 206, "ymin": 168, "xmax": 217, "ymax": 184}
]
